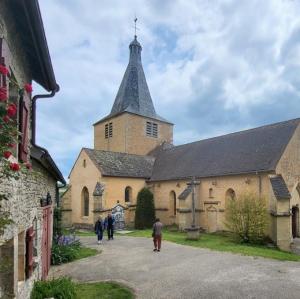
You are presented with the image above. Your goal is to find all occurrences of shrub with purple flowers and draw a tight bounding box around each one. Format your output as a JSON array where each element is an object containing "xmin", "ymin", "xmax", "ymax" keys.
[{"xmin": 51, "ymin": 239, "xmax": 81, "ymax": 265}]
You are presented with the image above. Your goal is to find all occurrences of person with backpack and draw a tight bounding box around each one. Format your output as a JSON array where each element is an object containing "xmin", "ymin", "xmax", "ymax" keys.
[{"xmin": 94, "ymin": 216, "xmax": 104, "ymax": 244}]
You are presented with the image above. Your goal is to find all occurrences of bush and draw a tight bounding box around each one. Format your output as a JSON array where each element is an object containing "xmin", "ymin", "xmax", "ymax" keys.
[
  {"xmin": 31, "ymin": 277, "xmax": 76, "ymax": 299},
  {"xmin": 225, "ymin": 192, "xmax": 269, "ymax": 244},
  {"xmin": 51, "ymin": 239, "xmax": 81, "ymax": 265},
  {"xmin": 135, "ymin": 188, "xmax": 155, "ymax": 229}
]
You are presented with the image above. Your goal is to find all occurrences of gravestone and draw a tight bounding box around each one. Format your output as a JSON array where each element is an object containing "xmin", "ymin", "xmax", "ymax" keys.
[{"xmin": 112, "ymin": 204, "xmax": 125, "ymax": 230}]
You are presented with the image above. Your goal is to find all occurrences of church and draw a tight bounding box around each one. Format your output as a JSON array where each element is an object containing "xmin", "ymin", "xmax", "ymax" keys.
[{"xmin": 61, "ymin": 34, "xmax": 300, "ymax": 251}]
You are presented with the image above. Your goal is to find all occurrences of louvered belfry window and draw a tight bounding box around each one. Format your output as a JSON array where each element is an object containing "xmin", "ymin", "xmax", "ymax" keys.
[
  {"xmin": 146, "ymin": 121, "xmax": 158, "ymax": 138},
  {"xmin": 105, "ymin": 122, "xmax": 113, "ymax": 138}
]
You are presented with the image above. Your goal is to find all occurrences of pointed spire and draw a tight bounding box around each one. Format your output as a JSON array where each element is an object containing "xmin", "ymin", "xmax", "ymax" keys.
[{"xmin": 110, "ymin": 36, "xmax": 158, "ymax": 119}]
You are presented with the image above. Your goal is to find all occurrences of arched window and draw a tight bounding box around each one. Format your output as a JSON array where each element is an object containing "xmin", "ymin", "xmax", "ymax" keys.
[
  {"xmin": 125, "ymin": 186, "xmax": 132, "ymax": 203},
  {"xmin": 170, "ymin": 191, "xmax": 176, "ymax": 216},
  {"xmin": 209, "ymin": 188, "xmax": 213, "ymax": 198},
  {"xmin": 83, "ymin": 159, "xmax": 86, "ymax": 168},
  {"xmin": 225, "ymin": 188, "xmax": 236, "ymax": 210},
  {"xmin": 226, "ymin": 188, "xmax": 236, "ymax": 200},
  {"xmin": 82, "ymin": 187, "xmax": 89, "ymax": 216}
]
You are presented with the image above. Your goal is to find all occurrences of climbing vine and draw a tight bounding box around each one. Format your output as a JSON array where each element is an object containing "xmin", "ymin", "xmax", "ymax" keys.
[{"xmin": 0, "ymin": 63, "xmax": 32, "ymax": 235}]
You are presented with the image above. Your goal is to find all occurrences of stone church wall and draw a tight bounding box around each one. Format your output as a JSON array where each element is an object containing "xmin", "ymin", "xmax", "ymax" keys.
[
  {"xmin": 61, "ymin": 187, "xmax": 72, "ymax": 228},
  {"xmin": 152, "ymin": 173, "xmax": 271, "ymax": 232},
  {"xmin": 68, "ymin": 149, "xmax": 146, "ymax": 228},
  {"xmin": 276, "ymin": 124, "xmax": 300, "ymax": 206}
]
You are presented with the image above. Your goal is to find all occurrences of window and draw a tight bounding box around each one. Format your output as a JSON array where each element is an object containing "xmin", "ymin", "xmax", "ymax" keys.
[
  {"xmin": 105, "ymin": 122, "xmax": 113, "ymax": 138},
  {"xmin": 83, "ymin": 159, "xmax": 86, "ymax": 168},
  {"xmin": 209, "ymin": 188, "xmax": 213, "ymax": 198},
  {"xmin": 82, "ymin": 187, "xmax": 89, "ymax": 216},
  {"xmin": 125, "ymin": 186, "xmax": 132, "ymax": 203},
  {"xmin": 225, "ymin": 188, "xmax": 236, "ymax": 211},
  {"xmin": 146, "ymin": 121, "xmax": 158, "ymax": 138}
]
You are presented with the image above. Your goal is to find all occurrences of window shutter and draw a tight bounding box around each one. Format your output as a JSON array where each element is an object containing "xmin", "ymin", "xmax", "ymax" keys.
[
  {"xmin": 19, "ymin": 93, "xmax": 30, "ymax": 162},
  {"xmin": 26, "ymin": 227, "xmax": 35, "ymax": 278},
  {"xmin": 0, "ymin": 38, "xmax": 8, "ymax": 96}
]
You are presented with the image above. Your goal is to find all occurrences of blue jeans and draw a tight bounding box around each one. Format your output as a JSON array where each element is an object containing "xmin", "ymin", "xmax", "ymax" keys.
[{"xmin": 97, "ymin": 231, "xmax": 103, "ymax": 241}]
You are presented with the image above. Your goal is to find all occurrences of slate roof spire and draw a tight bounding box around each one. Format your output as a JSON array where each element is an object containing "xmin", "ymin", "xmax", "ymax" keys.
[{"xmin": 108, "ymin": 36, "xmax": 170, "ymax": 123}]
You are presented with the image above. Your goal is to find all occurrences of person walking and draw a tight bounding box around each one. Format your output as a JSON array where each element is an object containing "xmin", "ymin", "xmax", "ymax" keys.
[
  {"xmin": 105, "ymin": 213, "xmax": 115, "ymax": 240},
  {"xmin": 94, "ymin": 216, "xmax": 104, "ymax": 244},
  {"xmin": 152, "ymin": 218, "xmax": 163, "ymax": 252}
]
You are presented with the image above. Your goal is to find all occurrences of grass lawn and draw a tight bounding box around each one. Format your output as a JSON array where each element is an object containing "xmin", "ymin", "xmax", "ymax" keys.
[
  {"xmin": 31, "ymin": 278, "xmax": 134, "ymax": 299},
  {"xmin": 74, "ymin": 246, "xmax": 99, "ymax": 261},
  {"xmin": 123, "ymin": 229, "xmax": 300, "ymax": 262},
  {"xmin": 75, "ymin": 282, "xmax": 134, "ymax": 299}
]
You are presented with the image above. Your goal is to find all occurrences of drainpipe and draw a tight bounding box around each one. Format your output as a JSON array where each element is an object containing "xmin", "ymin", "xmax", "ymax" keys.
[
  {"xmin": 31, "ymin": 84, "xmax": 59, "ymax": 144},
  {"xmin": 31, "ymin": 84, "xmax": 66, "ymax": 191}
]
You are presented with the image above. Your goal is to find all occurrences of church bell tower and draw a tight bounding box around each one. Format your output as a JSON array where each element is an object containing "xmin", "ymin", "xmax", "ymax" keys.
[{"xmin": 93, "ymin": 34, "xmax": 173, "ymax": 156}]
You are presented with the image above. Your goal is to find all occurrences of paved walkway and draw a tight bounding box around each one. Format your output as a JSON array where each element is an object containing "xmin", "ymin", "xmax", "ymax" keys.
[{"xmin": 50, "ymin": 236, "xmax": 300, "ymax": 299}]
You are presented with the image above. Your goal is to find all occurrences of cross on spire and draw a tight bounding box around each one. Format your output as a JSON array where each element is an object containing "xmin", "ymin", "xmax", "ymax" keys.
[{"xmin": 134, "ymin": 16, "xmax": 139, "ymax": 38}]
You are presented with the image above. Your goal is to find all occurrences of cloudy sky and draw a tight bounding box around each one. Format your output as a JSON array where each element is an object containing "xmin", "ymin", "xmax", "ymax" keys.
[{"xmin": 35, "ymin": 0, "xmax": 300, "ymax": 179}]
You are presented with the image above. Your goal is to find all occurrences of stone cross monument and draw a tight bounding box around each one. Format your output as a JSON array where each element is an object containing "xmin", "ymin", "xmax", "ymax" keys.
[{"xmin": 186, "ymin": 177, "xmax": 200, "ymax": 239}]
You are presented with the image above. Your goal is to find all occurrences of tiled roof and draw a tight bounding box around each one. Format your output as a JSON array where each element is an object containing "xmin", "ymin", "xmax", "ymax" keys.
[
  {"xmin": 270, "ymin": 175, "xmax": 291, "ymax": 200},
  {"xmin": 84, "ymin": 148, "xmax": 155, "ymax": 178},
  {"xmin": 150, "ymin": 118, "xmax": 300, "ymax": 181},
  {"xmin": 94, "ymin": 36, "xmax": 171, "ymax": 125}
]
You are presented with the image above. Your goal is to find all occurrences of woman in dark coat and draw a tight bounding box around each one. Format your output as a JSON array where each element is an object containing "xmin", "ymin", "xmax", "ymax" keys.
[{"xmin": 95, "ymin": 216, "xmax": 104, "ymax": 244}]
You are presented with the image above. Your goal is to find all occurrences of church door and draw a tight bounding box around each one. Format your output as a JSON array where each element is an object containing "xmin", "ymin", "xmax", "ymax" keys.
[
  {"xmin": 292, "ymin": 206, "xmax": 299, "ymax": 238},
  {"xmin": 206, "ymin": 205, "xmax": 218, "ymax": 233}
]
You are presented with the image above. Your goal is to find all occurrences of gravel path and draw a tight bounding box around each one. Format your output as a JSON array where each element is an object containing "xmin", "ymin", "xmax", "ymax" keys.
[{"xmin": 50, "ymin": 236, "xmax": 300, "ymax": 299}]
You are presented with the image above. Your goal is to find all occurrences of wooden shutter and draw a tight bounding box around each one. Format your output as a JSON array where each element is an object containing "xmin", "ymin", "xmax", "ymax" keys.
[
  {"xmin": 0, "ymin": 38, "xmax": 8, "ymax": 97},
  {"xmin": 19, "ymin": 93, "xmax": 30, "ymax": 162},
  {"xmin": 25, "ymin": 227, "xmax": 35, "ymax": 278}
]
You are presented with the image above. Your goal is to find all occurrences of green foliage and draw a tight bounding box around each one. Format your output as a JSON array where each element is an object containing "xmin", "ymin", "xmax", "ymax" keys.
[
  {"xmin": 31, "ymin": 277, "xmax": 76, "ymax": 299},
  {"xmin": 51, "ymin": 241, "xmax": 98, "ymax": 265},
  {"xmin": 31, "ymin": 279, "xmax": 134, "ymax": 299},
  {"xmin": 225, "ymin": 192, "xmax": 269, "ymax": 244},
  {"xmin": 53, "ymin": 207, "xmax": 63, "ymax": 239},
  {"xmin": 51, "ymin": 240, "xmax": 81, "ymax": 265},
  {"xmin": 135, "ymin": 187, "xmax": 155, "ymax": 229}
]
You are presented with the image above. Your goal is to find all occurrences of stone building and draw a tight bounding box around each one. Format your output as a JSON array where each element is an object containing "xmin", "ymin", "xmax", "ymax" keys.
[
  {"xmin": 62, "ymin": 34, "xmax": 300, "ymax": 252},
  {"xmin": 0, "ymin": 1, "xmax": 65, "ymax": 298}
]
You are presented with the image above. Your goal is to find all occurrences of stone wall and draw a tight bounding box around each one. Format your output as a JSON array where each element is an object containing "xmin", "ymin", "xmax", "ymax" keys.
[
  {"xmin": 151, "ymin": 173, "xmax": 271, "ymax": 231},
  {"xmin": 0, "ymin": 159, "xmax": 56, "ymax": 298}
]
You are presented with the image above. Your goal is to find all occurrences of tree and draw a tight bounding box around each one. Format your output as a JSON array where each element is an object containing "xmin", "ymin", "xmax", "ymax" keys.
[
  {"xmin": 135, "ymin": 188, "xmax": 155, "ymax": 229},
  {"xmin": 225, "ymin": 192, "xmax": 269, "ymax": 244}
]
